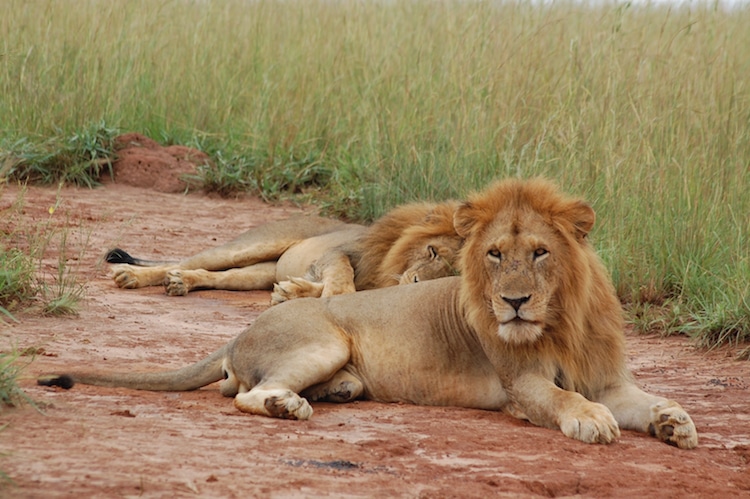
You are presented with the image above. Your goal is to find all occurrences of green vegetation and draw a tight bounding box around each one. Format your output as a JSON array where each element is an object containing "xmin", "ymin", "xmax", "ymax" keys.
[
  {"xmin": 0, "ymin": 186, "xmax": 86, "ymax": 318},
  {"xmin": 1, "ymin": 0, "xmax": 748, "ymax": 348},
  {"xmin": 0, "ymin": 349, "xmax": 34, "ymax": 411}
]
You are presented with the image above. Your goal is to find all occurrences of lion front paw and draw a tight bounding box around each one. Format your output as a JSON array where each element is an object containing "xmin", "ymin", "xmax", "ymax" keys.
[
  {"xmin": 649, "ymin": 401, "xmax": 698, "ymax": 449},
  {"xmin": 164, "ymin": 270, "xmax": 189, "ymax": 296},
  {"xmin": 560, "ymin": 402, "xmax": 621, "ymax": 444},
  {"xmin": 270, "ymin": 278, "xmax": 324, "ymax": 305}
]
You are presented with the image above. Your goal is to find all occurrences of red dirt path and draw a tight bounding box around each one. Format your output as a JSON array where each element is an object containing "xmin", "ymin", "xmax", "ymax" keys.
[{"xmin": 1, "ymin": 183, "xmax": 748, "ymax": 498}]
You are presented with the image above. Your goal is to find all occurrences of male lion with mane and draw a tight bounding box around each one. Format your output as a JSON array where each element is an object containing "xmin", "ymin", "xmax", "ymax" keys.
[
  {"xmin": 40, "ymin": 178, "xmax": 698, "ymax": 448},
  {"xmin": 106, "ymin": 201, "xmax": 461, "ymax": 301}
]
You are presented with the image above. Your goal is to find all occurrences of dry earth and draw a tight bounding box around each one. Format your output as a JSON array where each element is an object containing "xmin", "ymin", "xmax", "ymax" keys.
[{"xmin": 1, "ymin": 175, "xmax": 749, "ymax": 498}]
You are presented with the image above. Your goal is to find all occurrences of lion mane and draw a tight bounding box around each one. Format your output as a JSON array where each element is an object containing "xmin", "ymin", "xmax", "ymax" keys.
[{"xmin": 352, "ymin": 201, "xmax": 461, "ymax": 289}]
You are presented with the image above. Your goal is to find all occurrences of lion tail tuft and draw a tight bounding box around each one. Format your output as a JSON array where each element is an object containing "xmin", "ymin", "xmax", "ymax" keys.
[
  {"xmin": 37, "ymin": 374, "xmax": 75, "ymax": 390},
  {"xmin": 105, "ymin": 248, "xmax": 137, "ymax": 265}
]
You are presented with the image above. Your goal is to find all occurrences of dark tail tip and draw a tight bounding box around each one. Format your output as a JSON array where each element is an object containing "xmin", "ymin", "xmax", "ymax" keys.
[
  {"xmin": 105, "ymin": 248, "xmax": 136, "ymax": 264},
  {"xmin": 37, "ymin": 374, "xmax": 75, "ymax": 390}
]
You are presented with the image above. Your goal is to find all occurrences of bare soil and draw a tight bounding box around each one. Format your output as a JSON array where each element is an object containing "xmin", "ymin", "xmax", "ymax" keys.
[{"xmin": 1, "ymin": 181, "xmax": 749, "ymax": 498}]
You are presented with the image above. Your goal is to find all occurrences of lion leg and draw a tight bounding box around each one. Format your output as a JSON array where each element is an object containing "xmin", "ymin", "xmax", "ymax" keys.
[
  {"xmin": 229, "ymin": 309, "xmax": 352, "ymax": 420},
  {"xmin": 512, "ymin": 374, "xmax": 620, "ymax": 444},
  {"xmin": 219, "ymin": 359, "xmax": 240, "ymax": 397},
  {"xmin": 112, "ymin": 264, "xmax": 177, "ymax": 289},
  {"xmin": 302, "ymin": 370, "xmax": 364, "ymax": 403},
  {"xmin": 317, "ymin": 252, "xmax": 357, "ymax": 298},
  {"xmin": 270, "ymin": 277, "xmax": 325, "ymax": 304},
  {"xmin": 164, "ymin": 262, "xmax": 278, "ymax": 296},
  {"xmin": 556, "ymin": 397, "xmax": 621, "ymax": 444},
  {"xmin": 178, "ymin": 216, "xmax": 348, "ymax": 270},
  {"xmin": 596, "ymin": 383, "xmax": 698, "ymax": 449},
  {"xmin": 234, "ymin": 386, "xmax": 314, "ymax": 420}
]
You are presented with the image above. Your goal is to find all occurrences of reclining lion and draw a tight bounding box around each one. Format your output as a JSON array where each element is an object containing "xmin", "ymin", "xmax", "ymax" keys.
[
  {"xmin": 40, "ymin": 178, "xmax": 698, "ymax": 448},
  {"xmin": 107, "ymin": 201, "xmax": 461, "ymax": 300}
]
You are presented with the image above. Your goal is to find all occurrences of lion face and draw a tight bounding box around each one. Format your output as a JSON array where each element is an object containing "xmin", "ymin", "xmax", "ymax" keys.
[
  {"xmin": 399, "ymin": 237, "xmax": 462, "ymax": 285},
  {"xmin": 372, "ymin": 200, "xmax": 463, "ymax": 288},
  {"xmin": 455, "ymin": 178, "xmax": 596, "ymax": 345},
  {"xmin": 476, "ymin": 213, "xmax": 568, "ymax": 344}
]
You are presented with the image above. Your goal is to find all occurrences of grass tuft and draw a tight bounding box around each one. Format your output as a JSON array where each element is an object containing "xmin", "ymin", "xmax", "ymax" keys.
[{"xmin": 0, "ymin": 122, "xmax": 118, "ymax": 187}]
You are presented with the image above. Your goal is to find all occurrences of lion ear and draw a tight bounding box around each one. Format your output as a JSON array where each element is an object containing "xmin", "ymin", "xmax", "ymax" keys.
[
  {"xmin": 453, "ymin": 202, "xmax": 477, "ymax": 238},
  {"xmin": 564, "ymin": 201, "xmax": 596, "ymax": 239}
]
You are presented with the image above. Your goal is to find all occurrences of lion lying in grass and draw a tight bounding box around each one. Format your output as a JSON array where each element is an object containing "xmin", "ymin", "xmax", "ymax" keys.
[
  {"xmin": 107, "ymin": 201, "xmax": 461, "ymax": 301},
  {"xmin": 42, "ymin": 178, "xmax": 697, "ymax": 448}
]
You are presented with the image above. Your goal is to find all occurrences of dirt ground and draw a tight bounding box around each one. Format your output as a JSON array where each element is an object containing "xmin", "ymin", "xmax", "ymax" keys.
[{"xmin": 1, "ymin": 182, "xmax": 749, "ymax": 498}]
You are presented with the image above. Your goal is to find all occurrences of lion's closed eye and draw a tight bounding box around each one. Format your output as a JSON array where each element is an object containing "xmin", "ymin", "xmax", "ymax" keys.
[{"xmin": 533, "ymin": 248, "xmax": 548, "ymax": 260}]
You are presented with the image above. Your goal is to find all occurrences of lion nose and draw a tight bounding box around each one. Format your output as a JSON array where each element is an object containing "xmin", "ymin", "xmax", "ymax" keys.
[{"xmin": 502, "ymin": 295, "xmax": 530, "ymax": 312}]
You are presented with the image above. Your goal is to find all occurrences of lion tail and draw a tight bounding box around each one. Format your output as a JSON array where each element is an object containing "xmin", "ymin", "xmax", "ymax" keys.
[
  {"xmin": 37, "ymin": 343, "xmax": 231, "ymax": 392},
  {"xmin": 105, "ymin": 248, "xmax": 178, "ymax": 267}
]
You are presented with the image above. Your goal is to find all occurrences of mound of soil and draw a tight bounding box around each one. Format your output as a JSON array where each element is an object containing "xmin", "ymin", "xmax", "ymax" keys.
[
  {"xmin": 103, "ymin": 132, "xmax": 209, "ymax": 193},
  {"xmin": 0, "ymin": 181, "xmax": 748, "ymax": 498}
]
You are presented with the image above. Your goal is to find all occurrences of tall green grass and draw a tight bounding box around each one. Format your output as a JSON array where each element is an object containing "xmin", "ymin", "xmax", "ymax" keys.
[{"xmin": 1, "ymin": 0, "xmax": 748, "ymax": 347}]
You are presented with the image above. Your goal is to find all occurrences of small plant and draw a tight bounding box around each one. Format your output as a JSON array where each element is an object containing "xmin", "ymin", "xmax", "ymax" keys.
[
  {"xmin": 0, "ymin": 186, "xmax": 87, "ymax": 317},
  {"xmin": 0, "ymin": 247, "xmax": 33, "ymax": 323},
  {"xmin": 0, "ymin": 349, "xmax": 33, "ymax": 411}
]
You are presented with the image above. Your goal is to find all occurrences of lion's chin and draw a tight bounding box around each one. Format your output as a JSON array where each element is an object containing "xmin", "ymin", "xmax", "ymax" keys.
[{"xmin": 497, "ymin": 320, "xmax": 543, "ymax": 345}]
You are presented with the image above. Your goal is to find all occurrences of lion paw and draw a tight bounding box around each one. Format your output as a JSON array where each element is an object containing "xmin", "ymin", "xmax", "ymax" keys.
[
  {"xmin": 649, "ymin": 401, "xmax": 698, "ymax": 449},
  {"xmin": 164, "ymin": 270, "xmax": 189, "ymax": 296},
  {"xmin": 271, "ymin": 278, "xmax": 324, "ymax": 305},
  {"xmin": 112, "ymin": 265, "xmax": 140, "ymax": 289},
  {"xmin": 560, "ymin": 402, "xmax": 621, "ymax": 444},
  {"xmin": 263, "ymin": 392, "xmax": 314, "ymax": 420}
]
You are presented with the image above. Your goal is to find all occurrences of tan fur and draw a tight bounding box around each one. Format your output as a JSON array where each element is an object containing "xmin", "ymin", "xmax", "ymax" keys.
[
  {"xmin": 109, "ymin": 203, "xmax": 461, "ymax": 301},
  {"xmin": 270, "ymin": 202, "xmax": 461, "ymax": 302},
  {"xmin": 356, "ymin": 201, "xmax": 462, "ymax": 288},
  {"xmin": 44, "ymin": 178, "xmax": 697, "ymax": 448}
]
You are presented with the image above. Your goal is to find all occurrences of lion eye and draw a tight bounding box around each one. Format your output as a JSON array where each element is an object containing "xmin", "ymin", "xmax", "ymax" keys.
[
  {"xmin": 427, "ymin": 245, "xmax": 439, "ymax": 259},
  {"xmin": 533, "ymin": 248, "xmax": 549, "ymax": 259},
  {"xmin": 487, "ymin": 249, "xmax": 502, "ymax": 261}
]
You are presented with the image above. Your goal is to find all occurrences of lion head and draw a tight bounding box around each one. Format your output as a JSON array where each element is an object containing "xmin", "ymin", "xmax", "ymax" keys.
[
  {"xmin": 354, "ymin": 201, "xmax": 462, "ymax": 290},
  {"xmin": 453, "ymin": 178, "xmax": 624, "ymax": 383},
  {"xmin": 388, "ymin": 201, "xmax": 462, "ymax": 285}
]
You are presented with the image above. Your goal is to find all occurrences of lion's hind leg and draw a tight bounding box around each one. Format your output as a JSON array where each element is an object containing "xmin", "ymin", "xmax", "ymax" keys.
[
  {"xmin": 302, "ymin": 370, "xmax": 364, "ymax": 403},
  {"xmin": 229, "ymin": 318, "xmax": 352, "ymax": 420},
  {"xmin": 234, "ymin": 386, "xmax": 314, "ymax": 420},
  {"xmin": 165, "ymin": 262, "xmax": 278, "ymax": 296}
]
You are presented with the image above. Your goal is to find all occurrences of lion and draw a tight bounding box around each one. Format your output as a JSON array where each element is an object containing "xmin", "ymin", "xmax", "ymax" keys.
[
  {"xmin": 39, "ymin": 178, "xmax": 698, "ymax": 448},
  {"xmin": 106, "ymin": 201, "xmax": 461, "ymax": 301}
]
